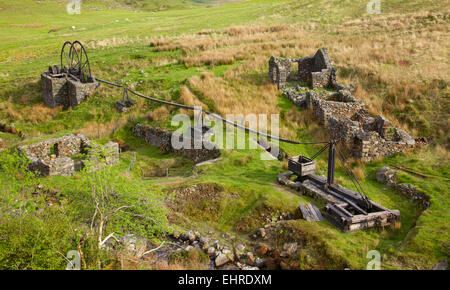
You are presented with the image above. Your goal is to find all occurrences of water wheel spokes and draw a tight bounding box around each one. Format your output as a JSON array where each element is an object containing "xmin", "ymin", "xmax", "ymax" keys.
[
  {"xmin": 60, "ymin": 41, "xmax": 72, "ymax": 73},
  {"xmin": 70, "ymin": 41, "xmax": 91, "ymax": 82}
]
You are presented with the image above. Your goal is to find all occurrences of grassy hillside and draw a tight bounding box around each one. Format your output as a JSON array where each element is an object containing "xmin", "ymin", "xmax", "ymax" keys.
[{"xmin": 0, "ymin": 0, "xmax": 448, "ymax": 269}]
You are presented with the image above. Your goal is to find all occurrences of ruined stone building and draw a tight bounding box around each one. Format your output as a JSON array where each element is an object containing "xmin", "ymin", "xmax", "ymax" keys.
[
  {"xmin": 269, "ymin": 48, "xmax": 416, "ymax": 161},
  {"xmin": 18, "ymin": 134, "xmax": 119, "ymax": 176},
  {"xmin": 268, "ymin": 48, "xmax": 340, "ymax": 90},
  {"xmin": 133, "ymin": 124, "xmax": 220, "ymax": 164}
]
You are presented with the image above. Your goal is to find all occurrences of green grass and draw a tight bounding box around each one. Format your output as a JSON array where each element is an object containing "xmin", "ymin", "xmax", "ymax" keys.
[{"xmin": 0, "ymin": 0, "xmax": 448, "ymax": 269}]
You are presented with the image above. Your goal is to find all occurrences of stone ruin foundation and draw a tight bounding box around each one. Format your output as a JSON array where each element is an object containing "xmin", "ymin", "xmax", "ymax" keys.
[
  {"xmin": 41, "ymin": 68, "xmax": 99, "ymax": 109},
  {"xmin": 133, "ymin": 124, "xmax": 221, "ymax": 164},
  {"xmin": 18, "ymin": 134, "xmax": 119, "ymax": 177},
  {"xmin": 269, "ymin": 48, "xmax": 417, "ymax": 162},
  {"xmin": 376, "ymin": 166, "xmax": 430, "ymax": 209}
]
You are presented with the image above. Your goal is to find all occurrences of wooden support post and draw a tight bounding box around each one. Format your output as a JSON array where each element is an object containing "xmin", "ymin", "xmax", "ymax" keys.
[{"xmin": 327, "ymin": 141, "xmax": 336, "ymax": 186}]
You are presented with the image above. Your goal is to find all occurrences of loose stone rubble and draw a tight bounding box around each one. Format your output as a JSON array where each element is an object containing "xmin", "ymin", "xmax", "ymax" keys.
[
  {"xmin": 18, "ymin": 134, "xmax": 119, "ymax": 176},
  {"xmin": 269, "ymin": 48, "xmax": 417, "ymax": 162},
  {"xmin": 376, "ymin": 166, "xmax": 398, "ymax": 187},
  {"xmin": 165, "ymin": 229, "xmax": 300, "ymax": 270},
  {"xmin": 376, "ymin": 166, "xmax": 431, "ymax": 209},
  {"xmin": 133, "ymin": 123, "xmax": 221, "ymax": 164}
]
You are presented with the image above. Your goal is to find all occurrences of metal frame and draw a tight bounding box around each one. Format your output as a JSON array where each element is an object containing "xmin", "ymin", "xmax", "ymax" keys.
[{"xmin": 59, "ymin": 41, "xmax": 92, "ymax": 82}]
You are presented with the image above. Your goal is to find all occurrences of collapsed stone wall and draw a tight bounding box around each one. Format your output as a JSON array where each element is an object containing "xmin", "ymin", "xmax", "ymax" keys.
[
  {"xmin": 270, "ymin": 48, "xmax": 416, "ymax": 162},
  {"xmin": 376, "ymin": 167, "xmax": 430, "ymax": 209},
  {"xmin": 133, "ymin": 124, "xmax": 221, "ymax": 164},
  {"xmin": 18, "ymin": 134, "xmax": 119, "ymax": 176}
]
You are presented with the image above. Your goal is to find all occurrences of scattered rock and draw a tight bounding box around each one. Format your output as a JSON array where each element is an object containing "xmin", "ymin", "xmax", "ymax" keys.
[
  {"xmin": 242, "ymin": 266, "xmax": 259, "ymax": 270},
  {"xmin": 283, "ymin": 242, "xmax": 298, "ymax": 256},
  {"xmin": 254, "ymin": 258, "xmax": 265, "ymax": 268},
  {"xmin": 246, "ymin": 252, "xmax": 255, "ymax": 265},
  {"xmin": 183, "ymin": 230, "xmax": 195, "ymax": 243},
  {"xmin": 397, "ymin": 183, "xmax": 431, "ymax": 209},
  {"xmin": 258, "ymin": 228, "xmax": 266, "ymax": 239},
  {"xmin": 201, "ymin": 243, "xmax": 210, "ymax": 251},
  {"xmin": 222, "ymin": 249, "xmax": 231, "ymax": 255},
  {"xmin": 222, "ymin": 264, "xmax": 240, "ymax": 270},
  {"xmin": 432, "ymin": 259, "xmax": 448, "ymax": 270},
  {"xmin": 199, "ymin": 236, "xmax": 210, "ymax": 246},
  {"xmin": 256, "ymin": 243, "xmax": 269, "ymax": 256},
  {"xmin": 121, "ymin": 234, "xmax": 137, "ymax": 251},
  {"xmin": 280, "ymin": 260, "xmax": 290, "ymax": 270},
  {"xmin": 207, "ymin": 247, "xmax": 216, "ymax": 256},
  {"xmin": 172, "ymin": 230, "xmax": 180, "ymax": 239},
  {"xmin": 215, "ymin": 253, "xmax": 230, "ymax": 267},
  {"xmin": 376, "ymin": 166, "xmax": 397, "ymax": 187}
]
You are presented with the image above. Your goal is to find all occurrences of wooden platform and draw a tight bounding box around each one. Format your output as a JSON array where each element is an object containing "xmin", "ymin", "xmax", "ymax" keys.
[
  {"xmin": 277, "ymin": 171, "xmax": 400, "ymax": 232},
  {"xmin": 299, "ymin": 203, "xmax": 324, "ymax": 222}
]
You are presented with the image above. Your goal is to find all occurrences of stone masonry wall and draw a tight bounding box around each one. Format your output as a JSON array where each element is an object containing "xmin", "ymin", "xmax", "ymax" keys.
[
  {"xmin": 269, "ymin": 48, "xmax": 416, "ymax": 162},
  {"xmin": 41, "ymin": 72, "xmax": 68, "ymax": 108},
  {"xmin": 269, "ymin": 48, "xmax": 336, "ymax": 89},
  {"xmin": 41, "ymin": 69, "xmax": 99, "ymax": 109},
  {"xmin": 18, "ymin": 134, "xmax": 119, "ymax": 176},
  {"xmin": 133, "ymin": 124, "xmax": 221, "ymax": 164}
]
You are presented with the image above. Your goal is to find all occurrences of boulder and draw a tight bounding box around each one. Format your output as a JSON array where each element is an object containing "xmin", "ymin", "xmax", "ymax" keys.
[
  {"xmin": 199, "ymin": 236, "xmax": 210, "ymax": 246},
  {"xmin": 185, "ymin": 230, "xmax": 195, "ymax": 243},
  {"xmin": 172, "ymin": 230, "xmax": 181, "ymax": 239},
  {"xmin": 256, "ymin": 243, "xmax": 270, "ymax": 256},
  {"xmin": 215, "ymin": 253, "xmax": 230, "ymax": 267},
  {"xmin": 258, "ymin": 228, "xmax": 267, "ymax": 239},
  {"xmin": 432, "ymin": 259, "xmax": 448, "ymax": 270},
  {"xmin": 282, "ymin": 242, "xmax": 298, "ymax": 256},
  {"xmin": 376, "ymin": 166, "xmax": 397, "ymax": 187},
  {"xmin": 207, "ymin": 247, "xmax": 216, "ymax": 256},
  {"xmin": 254, "ymin": 258, "xmax": 265, "ymax": 268}
]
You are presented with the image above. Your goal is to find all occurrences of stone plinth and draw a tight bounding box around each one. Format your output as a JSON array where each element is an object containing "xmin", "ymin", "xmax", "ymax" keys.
[
  {"xmin": 41, "ymin": 68, "xmax": 100, "ymax": 109},
  {"xmin": 67, "ymin": 78, "xmax": 100, "ymax": 108},
  {"xmin": 41, "ymin": 72, "xmax": 68, "ymax": 108}
]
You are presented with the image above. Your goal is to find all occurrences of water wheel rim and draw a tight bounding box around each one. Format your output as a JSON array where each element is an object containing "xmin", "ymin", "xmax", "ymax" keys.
[
  {"xmin": 71, "ymin": 41, "xmax": 91, "ymax": 81},
  {"xmin": 60, "ymin": 41, "xmax": 72, "ymax": 71}
]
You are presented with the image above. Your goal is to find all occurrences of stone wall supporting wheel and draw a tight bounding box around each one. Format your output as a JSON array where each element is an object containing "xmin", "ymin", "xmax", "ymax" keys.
[{"xmin": 42, "ymin": 41, "xmax": 99, "ymax": 108}]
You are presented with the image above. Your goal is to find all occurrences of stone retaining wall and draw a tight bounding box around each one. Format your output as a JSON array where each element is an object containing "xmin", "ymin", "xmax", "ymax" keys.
[{"xmin": 133, "ymin": 124, "xmax": 221, "ymax": 164}]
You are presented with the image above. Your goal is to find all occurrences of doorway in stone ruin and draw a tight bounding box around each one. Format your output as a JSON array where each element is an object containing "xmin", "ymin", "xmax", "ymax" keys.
[
  {"xmin": 289, "ymin": 61, "xmax": 299, "ymax": 81},
  {"xmin": 51, "ymin": 143, "xmax": 59, "ymax": 157}
]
